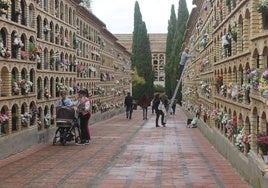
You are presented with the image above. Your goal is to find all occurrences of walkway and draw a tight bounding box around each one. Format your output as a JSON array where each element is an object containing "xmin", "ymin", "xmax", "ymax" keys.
[{"xmin": 0, "ymin": 107, "xmax": 250, "ymax": 188}]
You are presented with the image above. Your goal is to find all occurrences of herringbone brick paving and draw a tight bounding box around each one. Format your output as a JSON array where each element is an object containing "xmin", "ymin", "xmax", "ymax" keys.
[{"xmin": 0, "ymin": 107, "xmax": 250, "ymax": 188}]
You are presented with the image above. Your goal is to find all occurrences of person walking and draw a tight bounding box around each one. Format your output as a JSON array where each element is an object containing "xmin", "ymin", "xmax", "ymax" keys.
[
  {"xmin": 151, "ymin": 96, "xmax": 156, "ymax": 114},
  {"xmin": 163, "ymin": 97, "xmax": 170, "ymax": 114},
  {"xmin": 124, "ymin": 92, "xmax": 133, "ymax": 119},
  {"xmin": 139, "ymin": 94, "xmax": 149, "ymax": 120},
  {"xmin": 73, "ymin": 88, "xmax": 91, "ymax": 145},
  {"xmin": 154, "ymin": 94, "xmax": 166, "ymax": 127}
]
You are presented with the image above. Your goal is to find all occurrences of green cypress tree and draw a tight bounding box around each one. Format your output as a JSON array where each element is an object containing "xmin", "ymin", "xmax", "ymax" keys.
[
  {"xmin": 165, "ymin": 5, "xmax": 177, "ymax": 98},
  {"xmin": 176, "ymin": 0, "xmax": 189, "ymax": 105},
  {"xmin": 170, "ymin": 0, "xmax": 189, "ymax": 105},
  {"xmin": 132, "ymin": 1, "xmax": 153, "ymax": 101}
]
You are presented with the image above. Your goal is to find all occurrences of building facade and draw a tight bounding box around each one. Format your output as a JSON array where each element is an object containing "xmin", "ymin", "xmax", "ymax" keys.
[
  {"xmin": 182, "ymin": 0, "xmax": 268, "ymax": 187},
  {"xmin": 0, "ymin": 0, "xmax": 131, "ymax": 159},
  {"xmin": 115, "ymin": 33, "xmax": 167, "ymax": 86}
]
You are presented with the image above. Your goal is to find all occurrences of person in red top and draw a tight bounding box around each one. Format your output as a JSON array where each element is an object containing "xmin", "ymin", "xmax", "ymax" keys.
[
  {"xmin": 74, "ymin": 88, "xmax": 91, "ymax": 145},
  {"xmin": 139, "ymin": 94, "xmax": 149, "ymax": 120}
]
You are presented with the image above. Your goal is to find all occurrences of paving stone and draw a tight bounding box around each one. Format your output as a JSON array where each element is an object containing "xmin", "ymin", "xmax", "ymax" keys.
[{"xmin": 0, "ymin": 107, "xmax": 250, "ymax": 187}]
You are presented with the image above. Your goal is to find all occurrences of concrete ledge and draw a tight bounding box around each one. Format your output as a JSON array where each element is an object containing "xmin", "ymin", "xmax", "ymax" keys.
[{"xmin": 182, "ymin": 108, "xmax": 268, "ymax": 188}]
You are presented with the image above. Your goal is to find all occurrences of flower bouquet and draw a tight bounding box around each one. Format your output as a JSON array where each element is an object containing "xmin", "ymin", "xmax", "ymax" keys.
[
  {"xmin": 235, "ymin": 127, "xmax": 251, "ymax": 152},
  {"xmin": 43, "ymin": 25, "xmax": 50, "ymax": 34},
  {"xmin": 230, "ymin": 28, "xmax": 237, "ymax": 42},
  {"xmin": 256, "ymin": 132, "xmax": 268, "ymax": 155},
  {"xmin": 18, "ymin": 79, "xmax": 33, "ymax": 94},
  {"xmin": 255, "ymin": 0, "xmax": 268, "ymax": 13},
  {"xmin": 0, "ymin": 113, "xmax": 9, "ymax": 124},
  {"xmin": 21, "ymin": 112, "xmax": 32, "ymax": 126},
  {"xmin": 259, "ymin": 70, "xmax": 268, "ymax": 90},
  {"xmin": 215, "ymin": 75, "xmax": 223, "ymax": 92},
  {"xmin": 246, "ymin": 68, "xmax": 261, "ymax": 91}
]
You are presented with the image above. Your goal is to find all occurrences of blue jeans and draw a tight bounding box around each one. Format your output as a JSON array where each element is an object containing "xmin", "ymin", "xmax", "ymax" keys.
[{"xmin": 142, "ymin": 106, "xmax": 148, "ymax": 119}]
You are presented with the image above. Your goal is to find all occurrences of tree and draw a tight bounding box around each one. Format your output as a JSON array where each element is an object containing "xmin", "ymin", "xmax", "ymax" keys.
[
  {"xmin": 132, "ymin": 67, "xmax": 146, "ymax": 101},
  {"xmin": 165, "ymin": 5, "xmax": 177, "ymax": 98},
  {"xmin": 175, "ymin": 0, "xmax": 189, "ymax": 105},
  {"xmin": 166, "ymin": 0, "xmax": 189, "ymax": 104},
  {"xmin": 131, "ymin": 1, "xmax": 153, "ymax": 101}
]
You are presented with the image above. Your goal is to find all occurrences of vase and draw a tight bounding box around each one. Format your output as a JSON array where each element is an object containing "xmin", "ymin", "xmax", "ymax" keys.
[{"xmin": 263, "ymin": 155, "xmax": 268, "ymax": 164}]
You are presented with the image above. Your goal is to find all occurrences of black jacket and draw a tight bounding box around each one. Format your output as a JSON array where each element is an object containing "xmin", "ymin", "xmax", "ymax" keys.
[{"xmin": 124, "ymin": 95, "xmax": 133, "ymax": 107}]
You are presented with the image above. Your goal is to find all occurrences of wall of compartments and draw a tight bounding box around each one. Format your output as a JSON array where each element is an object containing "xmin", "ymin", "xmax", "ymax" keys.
[
  {"xmin": 182, "ymin": 0, "xmax": 268, "ymax": 186},
  {"xmin": 0, "ymin": 0, "xmax": 131, "ymax": 137}
]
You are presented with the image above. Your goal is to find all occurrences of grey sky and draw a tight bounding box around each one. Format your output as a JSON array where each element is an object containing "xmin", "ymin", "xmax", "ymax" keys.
[{"xmin": 91, "ymin": 0, "xmax": 194, "ymax": 34}]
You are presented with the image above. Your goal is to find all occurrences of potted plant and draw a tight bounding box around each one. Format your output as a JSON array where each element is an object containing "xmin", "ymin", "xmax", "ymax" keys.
[{"xmin": 256, "ymin": 132, "xmax": 268, "ymax": 163}]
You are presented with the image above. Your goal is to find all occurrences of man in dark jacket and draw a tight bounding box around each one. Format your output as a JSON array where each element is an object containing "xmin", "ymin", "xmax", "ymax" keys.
[{"xmin": 124, "ymin": 92, "xmax": 133, "ymax": 119}]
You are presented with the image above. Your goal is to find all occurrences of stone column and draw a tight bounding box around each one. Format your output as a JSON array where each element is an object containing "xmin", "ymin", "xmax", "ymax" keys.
[
  {"xmin": 17, "ymin": 110, "xmax": 21, "ymax": 131},
  {"xmin": 243, "ymin": 19, "xmax": 249, "ymax": 50},
  {"xmin": 259, "ymin": 55, "xmax": 265, "ymax": 69},
  {"xmin": 237, "ymin": 24, "xmax": 242, "ymax": 54},
  {"xmin": 7, "ymin": 109, "xmax": 12, "ymax": 135},
  {"xmin": 250, "ymin": 115, "xmax": 257, "ymax": 151}
]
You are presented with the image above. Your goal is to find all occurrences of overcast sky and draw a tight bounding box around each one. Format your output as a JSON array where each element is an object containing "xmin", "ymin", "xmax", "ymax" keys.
[{"xmin": 91, "ymin": 0, "xmax": 194, "ymax": 34}]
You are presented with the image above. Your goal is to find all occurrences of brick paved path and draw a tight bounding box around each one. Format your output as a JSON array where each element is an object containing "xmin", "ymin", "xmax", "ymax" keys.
[{"xmin": 0, "ymin": 107, "xmax": 250, "ymax": 188}]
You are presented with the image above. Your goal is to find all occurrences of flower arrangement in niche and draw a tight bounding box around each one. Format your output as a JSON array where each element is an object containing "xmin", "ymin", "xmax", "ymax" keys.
[
  {"xmin": 199, "ymin": 34, "xmax": 208, "ymax": 48},
  {"xmin": 73, "ymin": 37, "xmax": 79, "ymax": 49},
  {"xmin": 215, "ymin": 75, "xmax": 223, "ymax": 93},
  {"xmin": 64, "ymin": 37, "xmax": 70, "ymax": 47},
  {"xmin": 255, "ymin": 0, "xmax": 268, "ymax": 13},
  {"xmin": 12, "ymin": 82, "xmax": 20, "ymax": 95},
  {"xmin": 246, "ymin": 68, "xmax": 260, "ymax": 91},
  {"xmin": 18, "ymin": 79, "xmax": 33, "ymax": 94},
  {"xmin": 256, "ymin": 132, "xmax": 268, "ymax": 155},
  {"xmin": 21, "ymin": 50, "xmax": 27, "ymax": 59},
  {"xmin": 44, "ymin": 113, "xmax": 51, "ymax": 127},
  {"xmin": 13, "ymin": 32, "xmax": 24, "ymax": 49},
  {"xmin": 259, "ymin": 70, "xmax": 268, "ymax": 91},
  {"xmin": 43, "ymin": 25, "xmax": 50, "ymax": 34},
  {"xmin": 220, "ymin": 84, "xmax": 227, "ymax": 97},
  {"xmin": 21, "ymin": 112, "xmax": 32, "ymax": 126},
  {"xmin": 0, "ymin": 39, "xmax": 10, "ymax": 58},
  {"xmin": 210, "ymin": 108, "xmax": 225, "ymax": 125},
  {"xmin": 56, "ymin": 82, "xmax": 67, "ymax": 93},
  {"xmin": 0, "ymin": 113, "xmax": 10, "ymax": 124},
  {"xmin": 235, "ymin": 127, "xmax": 251, "ymax": 152},
  {"xmin": 230, "ymin": 23, "xmax": 237, "ymax": 42},
  {"xmin": 200, "ymin": 81, "xmax": 211, "ymax": 98},
  {"xmin": 225, "ymin": 118, "xmax": 235, "ymax": 139},
  {"xmin": 44, "ymin": 88, "xmax": 51, "ymax": 99}
]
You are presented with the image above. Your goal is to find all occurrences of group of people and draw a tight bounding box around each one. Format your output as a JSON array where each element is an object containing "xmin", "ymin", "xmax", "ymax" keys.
[
  {"xmin": 54, "ymin": 47, "xmax": 193, "ymax": 143},
  {"xmin": 123, "ymin": 47, "xmax": 194, "ymax": 127},
  {"xmin": 124, "ymin": 92, "xmax": 178, "ymax": 128},
  {"xmin": 56, "ymin": 89, "xmax": 91, "ymax": 145}
]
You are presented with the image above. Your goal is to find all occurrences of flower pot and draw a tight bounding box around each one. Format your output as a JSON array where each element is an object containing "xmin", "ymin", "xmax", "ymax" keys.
[{"xmin": 263, "ymin": 155, "xmax": 268, "ymax": 164}]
